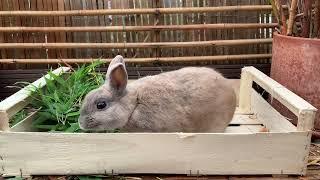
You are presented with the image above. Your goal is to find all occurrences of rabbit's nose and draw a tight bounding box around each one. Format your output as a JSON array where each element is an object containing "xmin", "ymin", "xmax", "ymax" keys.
[{"xmin": 84, "ymin": 116, "xmax": 101, "ymax": 129}]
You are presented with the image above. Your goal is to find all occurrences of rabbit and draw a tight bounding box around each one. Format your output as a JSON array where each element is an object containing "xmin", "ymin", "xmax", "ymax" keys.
[{"xmin": 78, "ymin": 55, "xmax": 236, "ymax": 133}]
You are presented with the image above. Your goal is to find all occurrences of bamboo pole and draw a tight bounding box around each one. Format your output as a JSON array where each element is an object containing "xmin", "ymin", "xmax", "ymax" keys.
[
  {"xmin": 0, "ymin": 23, "xmax": 278, "ymax": 32},
  {"xmin": 0, "ymin": 39, "xmax": 272, "ymax": 49},
  {"xmin": 0, "ymin": 5, "xmax": 280, "ymax": 16},
  {"xmin": 287, "ymin": 0, "xmax": 298, "ymax": 36},
  {"xmin": 0, "ymin": 54, "xmax": 272, "ymax": 64}
]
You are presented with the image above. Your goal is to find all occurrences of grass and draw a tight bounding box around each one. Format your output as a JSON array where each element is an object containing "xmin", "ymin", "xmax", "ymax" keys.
[
  {"xmin": 9, "ymin": 109, "xmax": 28, "ymax": 127},
  {"xmin": 10, "ymin": 61, "xmax": 105, "ymax": 132}
]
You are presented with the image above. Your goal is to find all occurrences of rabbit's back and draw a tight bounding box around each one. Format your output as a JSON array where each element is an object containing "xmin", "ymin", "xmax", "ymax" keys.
[{"xmin": 124, "ymin": 67, "xmax": 236, "ymax": 132}]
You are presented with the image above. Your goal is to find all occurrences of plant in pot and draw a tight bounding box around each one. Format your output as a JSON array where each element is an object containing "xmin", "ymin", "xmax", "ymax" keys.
[{"xmin": 270, "ymin": 0, "xmax": 320, "ymax": 139}]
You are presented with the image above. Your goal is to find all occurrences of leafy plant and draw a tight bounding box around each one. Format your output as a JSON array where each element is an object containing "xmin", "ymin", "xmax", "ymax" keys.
[
  {"xmin": 9, "ymin": 109, "xmax": 28, "ymax": 127},
  {"xmin": 17, "ymin": 61, "xmax": 105, "ymax": 132}
]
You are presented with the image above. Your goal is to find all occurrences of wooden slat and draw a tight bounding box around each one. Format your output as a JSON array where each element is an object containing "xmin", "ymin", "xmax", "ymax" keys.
[
  {"xmin": 45, "ymin": 0, "xmax": 57, "ymax": 59},
  {"xmin": 251, "ymin": 90, "xmax": 296, "ymax": 132},
  {"xmin": 12, "ymin": 0, "xmax": 25, "ymax": 64},
  {"xmin": 238, "ymin": 66, "xmax": 253, "ymax": 114},
  {"xmin": 230, "ymin": 114, "xmax": 261, "ymax": 125},
  {"xmin": 243, "ymin": 67, "xmax": 317, "ymax": 131},
  {"xmin": 0, "ymin": 0, "xmax": 7, "ymax": 60},
  {"xmin": 9, "ymin": 110, "xmax": 261, "ymax": 133},
  {"xmin": 57, "ymin": 0, "xmax": 67, "ymax": 58},
  {"xmin": 0, "ymin": 131, "xmax": 309, "ymax": 176},
  {"xmin": 96, "ymin": 0, "xmax": 105, "ymax": 57},
  {"xmin": 225, "ymin": 125, "xmax": 263, "ymax": 133},
  {"xmin": 18, "ymin": 0, "xmax": 29, "ymax": 61},
  {"xmin": 51, "ymin": 0, "xmax": 59, "ymax": 59},
  {"xmin": 36, "ymin": 0, "xmax": 46, "ymax": 63},
  {"xmin": 0, "ymin": 5, "xmax": 278, "ymax": 16}
]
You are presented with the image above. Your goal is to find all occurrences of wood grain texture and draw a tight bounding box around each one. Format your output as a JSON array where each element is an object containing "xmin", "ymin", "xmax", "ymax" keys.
[
  {"xmin": 239, "ymin": 68, "xmax": 253, "ymax": 114},
  {"xmin": 243, "ymin": 67, "xmax": 317, "ymax": 131},
  {"xmin": 0, "ymin": 66, "xmax": 312, "ymax": 176},
  {"xmin": 251, "ymin": 90, "xmax": 296, "ymax": 132},
  {"xmin": 0, "ymin": 131, "xmax": 310, "ymax": 176},
  {"xmin": 9, "ymin": 110, "xmax": 262, "ymax": 133}
]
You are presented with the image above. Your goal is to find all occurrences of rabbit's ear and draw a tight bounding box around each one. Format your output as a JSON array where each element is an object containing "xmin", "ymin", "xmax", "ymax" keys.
[{"xmin": 106, "ymin": 55, "xmax": 128, "ymax": 95}]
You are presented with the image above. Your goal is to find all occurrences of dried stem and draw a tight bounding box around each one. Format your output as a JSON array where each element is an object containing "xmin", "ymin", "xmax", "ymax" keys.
[
  {"xmin": 301, "ymin": 0, "xmax": 312, "ymax": 38},
  {"xmin": 315, "ymin": 0, "xmax": 320, "ymax": 38},
  {"xmin": 270, "ymin": 0, "xmax": 281, "ymax": 24},
  {"xmin": 287, "ymin": 0, "xmax": 298, "ymax": 35}
]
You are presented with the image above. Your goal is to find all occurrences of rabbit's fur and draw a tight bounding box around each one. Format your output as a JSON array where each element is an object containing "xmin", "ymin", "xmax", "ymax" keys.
[{"xmin": 78, "ymin": 55, "xmax": 236, "ymax": 132}]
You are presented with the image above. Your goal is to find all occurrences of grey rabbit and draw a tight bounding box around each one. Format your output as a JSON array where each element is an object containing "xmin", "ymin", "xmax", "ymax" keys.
[{"xmin": 78, "ymin": 55, "xmax": 236, "ymax": 132}]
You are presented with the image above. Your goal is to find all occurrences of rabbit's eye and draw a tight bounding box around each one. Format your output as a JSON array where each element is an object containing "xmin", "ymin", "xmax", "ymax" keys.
[{"xmin": 97, "ymin": 101, "xmax": 107, "ymax": 109}]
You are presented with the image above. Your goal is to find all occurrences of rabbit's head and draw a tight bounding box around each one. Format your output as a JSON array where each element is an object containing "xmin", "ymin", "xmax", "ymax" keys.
[{"xmin": 78, "ymin": 55, "xmax": 132, "ymax": 131}]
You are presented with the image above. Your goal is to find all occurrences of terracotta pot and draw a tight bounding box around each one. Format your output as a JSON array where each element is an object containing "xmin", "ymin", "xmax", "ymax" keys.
[{"xmin": 270, "ymin": 33, "xmax": 320, "ymax": 132}]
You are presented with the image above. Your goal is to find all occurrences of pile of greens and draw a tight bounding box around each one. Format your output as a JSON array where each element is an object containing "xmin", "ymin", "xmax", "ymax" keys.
[{"xmin": 10, "ymin": 61, "xmax": 105, "ymax": 132}]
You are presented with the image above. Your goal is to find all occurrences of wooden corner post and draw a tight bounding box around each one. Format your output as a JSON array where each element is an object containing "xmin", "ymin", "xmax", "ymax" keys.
[
  {"xmin": 297, "ymin": 110, "xmax": 317, "ymax": 131},
  {"xmin": 0, "ymin": 111, "xmax": 10, "ymax": 131},
  {"xmin": 239, "ymin": 67, "xmax": 253, "ymax": 114}
]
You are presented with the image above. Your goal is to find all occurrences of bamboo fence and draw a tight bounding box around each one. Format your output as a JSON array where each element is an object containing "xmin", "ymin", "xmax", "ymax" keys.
[{"xmin": 0, "ymin": 0, "xmax": 275, "ymax": 67}]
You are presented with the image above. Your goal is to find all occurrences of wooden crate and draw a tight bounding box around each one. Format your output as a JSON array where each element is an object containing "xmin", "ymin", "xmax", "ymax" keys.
[{"xmin": 0, "ymin": 66, "xmax": 317, "ymax": 176}]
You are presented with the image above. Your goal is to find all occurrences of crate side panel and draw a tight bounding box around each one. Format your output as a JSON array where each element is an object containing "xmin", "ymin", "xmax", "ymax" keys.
[
  {"xmin": 0, "ymin": 132, "xmax": 310, "ymax": 176},
  {"xmin": 251, "ymin": 90, "xmax": 297, "ymax": 132}
]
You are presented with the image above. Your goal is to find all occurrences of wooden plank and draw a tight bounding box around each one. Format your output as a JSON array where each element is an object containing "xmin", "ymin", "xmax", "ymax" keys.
[
  {"xmin": 0, "ymin": 67, "xmax": 70, "ymax": 129},
  {"xmin": 0, "ymin": 131, "xmax": 309, "ymax": 176},
  {"xmin": 81, "ymin": 0, "xmax": 90, "ymax": 58},
  {"xmin": 230, "ymin": 114, "xmax": 261, "ymax": 125},
  {"xmin": 9, "ymin": 111, "xmax": 260, "ymax": 133},
  {"xmin": 70, "ymin": 0, "xmax": 82, "ymax": 58},
  {"xmin": 2, "ymin": 0, "xmax": 13, "ymax": 61},
  {"xmin": 57, "ymin": 0, "xmax": 67, "ymax": 58},
  {"xmin": 51, "ymin": 0, "xmax": 60, "ymax": 59},
  {"xmin": 225, "ymin": 125, "xmax": 263, "ymax": 133},
  {"xmin": 238, "ymin": 67, "xmax": 253, "ymax": 113},
  {"xmin": 161, "ymin": 0, "xmax": 169, "ymax": 57},
  {"xmin": 64, "ymin": 0, "xmax": 72, "ymax": 58},
  {"xmin": 119, "ymin": 0, "xmax": 127, "ymax": 56},
  {"xmin": 36, "ymin": 0, "xmax": 45, "ymax": 62},
  {"xmin": 0, "ymin": 0, "xmax": 6, "ymax": 60},
  {"xmin": 169, "ymin": 0, "xmax": 176, "ymax": 57},
  {"xmin": 243, "ymin": 67, "xmax": 317, "ymax": 131},
  {"xmin": 97, "ymin": 0, "xmax": 106, "ymax": 57},
  {"xmin": 28, "ymin": 0, "xmax": 40, "ymax": 60},
  {"xmin": 104, "ymin": 0, "xmax": 112, "ymax": 58},
  {"xmin": 137, "ymin": 0, "xmax": 145, "ymax": 57},
  {"xmin": 45, "ymin": 0, "xmax": 57, "ymax": 59},
  {"xmin": 251, "ymin": 90, "xmax": 296, "ymax": 132},
  {"xmin": 127, "ymin": 0, "xmax": 135, "ymax": 57},
  {"xmin": 86, "ymin": 0, "xmax": 96, "ymax": 58},
  {"xmin": 12, "ymin": 0, "xmax": 25, "ymax": 66}
]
